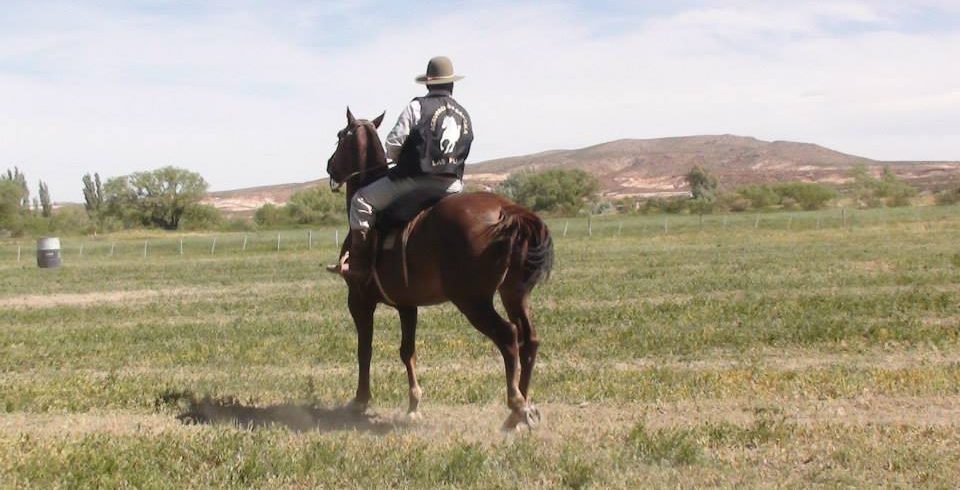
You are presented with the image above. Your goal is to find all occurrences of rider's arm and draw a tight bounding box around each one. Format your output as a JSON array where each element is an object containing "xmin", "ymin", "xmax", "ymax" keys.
[{"xmin": 384, "ymin": 100, "xmax": 421, "ymax": 162}]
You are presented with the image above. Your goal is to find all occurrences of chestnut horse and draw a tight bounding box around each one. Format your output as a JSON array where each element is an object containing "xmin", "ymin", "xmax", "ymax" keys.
[{"xmin": 326, "ymin": 109, "xmax": 554, "ymax": 430}]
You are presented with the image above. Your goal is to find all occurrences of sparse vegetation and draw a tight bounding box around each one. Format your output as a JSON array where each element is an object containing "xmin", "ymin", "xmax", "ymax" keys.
[
  {"xmin": 849, "ymin": 164, "xmax": 918, "ymax": 208},
  {"xmin": 2, "ymin": 206, "xmax": 959, "ymax": 486},
  {"xmin": 935, "ymin": 183, "xmax": 960, "ymax": 206}
]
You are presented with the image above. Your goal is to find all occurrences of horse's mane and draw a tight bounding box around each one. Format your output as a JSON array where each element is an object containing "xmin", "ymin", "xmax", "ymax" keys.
[{"xmin": 357, "ymin": 122, "xmax": 387, "ymax": 187}]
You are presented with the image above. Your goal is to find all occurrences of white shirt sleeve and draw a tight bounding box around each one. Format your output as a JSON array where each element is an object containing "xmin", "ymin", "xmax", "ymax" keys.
[{"xmin": 384, "ymin": 99, "xmax": 421, "ymax": 162}]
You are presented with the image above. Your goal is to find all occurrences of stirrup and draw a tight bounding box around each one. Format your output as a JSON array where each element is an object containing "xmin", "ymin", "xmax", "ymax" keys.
[{"xmin": 325, "ymin": 252, "xmax": 349, "ymax": 275}]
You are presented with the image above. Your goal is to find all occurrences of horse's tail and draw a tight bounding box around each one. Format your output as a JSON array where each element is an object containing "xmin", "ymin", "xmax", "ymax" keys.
[{"xmin": 492, "ymin": 204, "xmax": 554, "ymax": 291}]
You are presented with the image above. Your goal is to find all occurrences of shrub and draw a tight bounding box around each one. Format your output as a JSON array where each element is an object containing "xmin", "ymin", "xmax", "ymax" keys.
[
  {"xmin": 179, "ymin": 204, "xmax": 224, "ymax": 231},
  {"xmin": 641, "ymin": 196, "xmax": 689, "ymax": 214},
  {"xmin": 285, "ymin": 187, "xmax": 345, "ymax": 225},
  {"xmin": 848, "ymin": 164, "xmax": 917, "ymax": 208},
  {"xmin": 736, "ymin": 185, "xmax": 779, "ymax": 209},
  {"xmin": 935, "ymin": 186, "xmax": 960, "ymax": 206},
  {"xmin": 498, "ymin": 169, "xmax": 600, "ymax": 214},
  {"xmin": 772, "ymin": 182, "xmax": 837, "ymax": 210},
  {"xmin": 254, "ymin": 203, "xmax": 290, "ymax": 228},
  {"xmin": 716, "ymin": 192, "xmax": 750, "ymax": 212}
]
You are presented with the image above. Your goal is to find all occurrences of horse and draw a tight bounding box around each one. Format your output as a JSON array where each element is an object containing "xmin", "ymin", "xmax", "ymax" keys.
[{"xmin": 326, "ymin": 108, "xmax": 554, "ymax": 430}]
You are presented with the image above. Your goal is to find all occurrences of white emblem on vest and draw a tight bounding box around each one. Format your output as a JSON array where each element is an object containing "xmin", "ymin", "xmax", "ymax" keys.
[{"xmin": 440, "ymin": 116, "xmax": 461, "ymax": 156}]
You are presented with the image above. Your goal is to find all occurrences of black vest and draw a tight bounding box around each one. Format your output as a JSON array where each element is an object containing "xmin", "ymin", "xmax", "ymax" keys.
[{"xmin": 393, "ymin": 92, "xmax": 473, "ymax": 179}]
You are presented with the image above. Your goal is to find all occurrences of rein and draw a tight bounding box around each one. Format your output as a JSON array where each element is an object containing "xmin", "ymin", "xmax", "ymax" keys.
[{"xmin": 329, "ymin": 161, "xmax": 391, "ymax": 192}]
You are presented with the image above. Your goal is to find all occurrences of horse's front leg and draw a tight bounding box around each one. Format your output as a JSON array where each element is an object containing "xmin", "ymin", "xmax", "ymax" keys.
[
  {"xmin": 398, "ymin": 306, "xmax": 422, "ymax": 419},
  {"xmin": 347, "ymin": 290, "xmax": 377, "ymax": 412}
]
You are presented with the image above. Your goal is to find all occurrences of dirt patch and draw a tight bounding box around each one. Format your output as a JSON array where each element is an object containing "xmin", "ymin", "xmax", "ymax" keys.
[
  {"xmin": 0, "ymin": 281, "xmax": 318, "ymax": 309},
  {"xmin": 4, "ymin": 396, "xmax": 959, "ymax": 441}
]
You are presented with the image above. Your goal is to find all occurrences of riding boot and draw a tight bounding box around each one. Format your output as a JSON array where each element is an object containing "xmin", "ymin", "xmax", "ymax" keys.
[
  {"xmin": 325, "ymin": 234, "xmax": 351, "ymax": 274},
  {"xmin": 343, "ymin": 229, "xmax": 374, "ymax": 283}
]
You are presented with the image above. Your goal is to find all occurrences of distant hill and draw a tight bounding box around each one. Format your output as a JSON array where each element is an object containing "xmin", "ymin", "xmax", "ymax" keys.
[{"xmin": 204, "ymin": 135, "xmax": 960, "ymax": 213}]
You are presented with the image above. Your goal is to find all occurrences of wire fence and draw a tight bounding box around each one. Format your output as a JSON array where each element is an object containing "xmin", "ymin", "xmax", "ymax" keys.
[
  {"xmin": 2, "ymin": 228, "xmax": 346, "ymax": 264},
  {"xmin": 2, "ymin": 206, "xmax": 958, "ymax": 264}
]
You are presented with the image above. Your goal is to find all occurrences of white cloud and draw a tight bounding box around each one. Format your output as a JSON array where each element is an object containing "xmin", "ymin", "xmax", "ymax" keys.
[{"xmin": 1, "ymin": 1, "xmax": 958, "ymax": 201}]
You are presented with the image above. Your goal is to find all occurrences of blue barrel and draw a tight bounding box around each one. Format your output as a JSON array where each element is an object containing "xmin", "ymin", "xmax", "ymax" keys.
[{"xmin": 37, "ymin": 237, "xmax": 62, "ymax": 268}]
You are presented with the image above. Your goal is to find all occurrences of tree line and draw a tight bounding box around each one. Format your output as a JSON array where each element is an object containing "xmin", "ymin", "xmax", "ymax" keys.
[{"xmin": 2, "ymin": 163, "xmax": 958, "ymax": 237}]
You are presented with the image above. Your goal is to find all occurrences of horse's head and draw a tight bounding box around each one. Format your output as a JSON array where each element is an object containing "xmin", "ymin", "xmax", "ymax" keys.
[{"xmin": 327, "ymin": 107, "xmax": 385, "ymax": 192}]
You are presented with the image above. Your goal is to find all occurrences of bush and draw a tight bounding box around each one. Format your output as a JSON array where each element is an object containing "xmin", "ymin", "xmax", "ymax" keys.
[
  {"xmin": 716, "ymin": 193, "xmax": 750, "ymax": 212},
  {"xmin": 772, "ymin": 182, "xmax": 837, "ymax": 210},
  {"xmin": 935, "ymin": 186, "xmax": 960, "ymax": 206},
  {"xmin": 254, "ymin": 203, "xmax": 290, "ymax": 228},
  {"xmin": 848, "ymin": 164, "xmax": 917, "ymax": 208},
  {"xmin": 497, "ymin": 169, "xmax": 599, "ymax": 214},
  {"xmin": 641, "ymin": 196, "xmax": 688, "ymax": 214},
  {"xmin": 48, "ymin": 205, "xmax": 95, "ymax": 234},
  {"xmin": 285, "ymin": 187, "xmax": 345, "ymax": 225},
  {"xmin": 736, "ymin": 185, "xmax": 779, "ymax": 209},
  {"xmin": 179, "ymin": 204, "xmax": 224, "ymax": 231}
]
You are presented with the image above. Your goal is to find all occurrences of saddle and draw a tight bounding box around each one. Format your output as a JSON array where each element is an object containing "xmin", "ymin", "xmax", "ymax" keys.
[{"xmin": 372, "ymin": 192, "xmax": 442, "ymax": 287}]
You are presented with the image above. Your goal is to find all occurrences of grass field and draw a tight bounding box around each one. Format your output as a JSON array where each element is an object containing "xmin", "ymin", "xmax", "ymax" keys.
[{"xmin": 2, "ymin": 206, "xmax": 960, "ymax": 487}]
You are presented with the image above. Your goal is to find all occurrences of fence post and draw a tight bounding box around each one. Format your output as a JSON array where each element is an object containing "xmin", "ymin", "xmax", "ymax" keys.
[
  {"xmin": 277, "ymin": 232, "xmax": 281, "ymax": 252},
  {"xmin": 663, "ymin": 217, "xmax": 668, "ymax": 234},
  {"xmin": 841, "ymin": 207, "xmax": 847, "ymax": 227},
  {"xmin": 17, "ymin": 245, "xmax": 21, "ymax": 262},
  {"xmin": 754, "ymin": 216, "xmax": 760, "ymax": 229},
  {"xmin": 242, "ymin": 235, "xmax": 248, "ymax": 251},
  {"xmin": 180, "ymin": 238, "xmax": 184, "ymax": 256},
  {"xmin": 562, "ymin": 221, "xmax": 569, "ymax": 237},
  {"xmin": 79, "ymin": 243, "xmax": 84, "ymax": 257},
  {"xmin": 211, "ymin": 237, "xmax": 217, "ymax": 255},
  {"xmin": 143, "ymin": 240, "xmax": 148, "ymax": 258},
  {"xmin": 308, "ymin": 230, "xmax": 313, "ymax": 250},
  {"xmin": 587, "ymin": 214, "xmax": 593, "ymax": 237},
  {"xmin": 617, "ymin": 221, "xmax": 623, "ymax": 236},
  {"xmin": 335, "ymin": 229, "xmax": 340, "ymax": 246},
  {"xmin": 110, "ymin": 243, "xmax": 115, "ymax": 257}
]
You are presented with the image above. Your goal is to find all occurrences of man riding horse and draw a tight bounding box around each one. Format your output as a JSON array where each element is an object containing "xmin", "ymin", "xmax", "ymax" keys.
[
  {"xmin": 325, "ymin": 58, "xmax": 550, "ymax": 431},
  {"xmin": 331, "ymin": 56, "xmax": 473, "ymax": 281}
]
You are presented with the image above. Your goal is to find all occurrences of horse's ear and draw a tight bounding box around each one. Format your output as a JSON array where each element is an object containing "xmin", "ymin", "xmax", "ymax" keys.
[
  {"xmin": 372, "ymin": 111, "xmax": 385, "ymax": 129},
  {"xmin": 346, "ymin": 107, "xmax": 356, "ymax": 126}
]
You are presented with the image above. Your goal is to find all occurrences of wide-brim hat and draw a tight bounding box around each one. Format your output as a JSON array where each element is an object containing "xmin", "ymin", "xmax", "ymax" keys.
[{"xmin": 415, "ymin": 56, "xmax": 465, "ymax": 85}]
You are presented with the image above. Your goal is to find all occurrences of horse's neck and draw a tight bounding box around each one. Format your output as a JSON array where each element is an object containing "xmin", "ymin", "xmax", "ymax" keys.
[
  {"xmin": 345, "ymin": 126, "xmax": 388, "ymax": 201},
  {"xmin": 345, "ymin": 166, "xmax": 388, "ymax": 202}
]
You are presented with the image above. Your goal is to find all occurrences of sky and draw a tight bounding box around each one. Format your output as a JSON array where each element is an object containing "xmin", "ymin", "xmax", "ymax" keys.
[{"xmin": 1, "ymin": 1, "xmax": 959, "ymax": 201}]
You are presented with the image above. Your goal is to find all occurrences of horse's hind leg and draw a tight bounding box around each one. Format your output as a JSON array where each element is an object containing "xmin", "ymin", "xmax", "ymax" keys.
[
  {"xmin": 398, "ymin": 306, "xmax": 423, "ymax": 419},
  {"xmin": 454, "ymin": 298, "xmax": 538, "ymax": 431},
  {"xmin": 500, "ymin": 287, "xmax": 539, "ymax": 402}
]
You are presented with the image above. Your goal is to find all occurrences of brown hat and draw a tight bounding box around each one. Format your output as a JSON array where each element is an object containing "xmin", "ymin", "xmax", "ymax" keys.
[{"xmin": 415, "ymin": 56, "xmax": 465, "ymax": 85}]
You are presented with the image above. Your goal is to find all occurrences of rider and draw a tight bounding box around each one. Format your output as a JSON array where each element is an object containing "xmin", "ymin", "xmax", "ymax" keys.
[{"xmin": 341, "ymin": 56, "xmax": 474, "ymax": 281}]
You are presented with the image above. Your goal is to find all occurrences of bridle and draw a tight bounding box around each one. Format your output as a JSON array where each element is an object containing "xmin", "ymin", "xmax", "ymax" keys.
[
  {"xmin": 329, "ymin": 163, "xmax": 391, "ymax": 192},
  {"xmin": 328, "ymin": 121, "xmax": 389, "ymax": 193}
]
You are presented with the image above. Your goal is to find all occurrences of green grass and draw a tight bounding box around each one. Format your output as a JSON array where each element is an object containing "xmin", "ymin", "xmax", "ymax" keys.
[{"xmin": 2, "ymin": 205, "xmax": 960, "ymax": 487}]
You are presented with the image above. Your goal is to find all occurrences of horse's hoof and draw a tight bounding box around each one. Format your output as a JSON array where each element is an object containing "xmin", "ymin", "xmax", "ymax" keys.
[
  {"xmin": 524, "ymin": 405, "xmax": 542, "ymax": 428},
  {"xmin": 501, "ymin": 406, "xmax": 540, "ymax": 432},
  {"xmin": 405, "ymin": 411, "xmax": 423, "ymax": 423}
]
